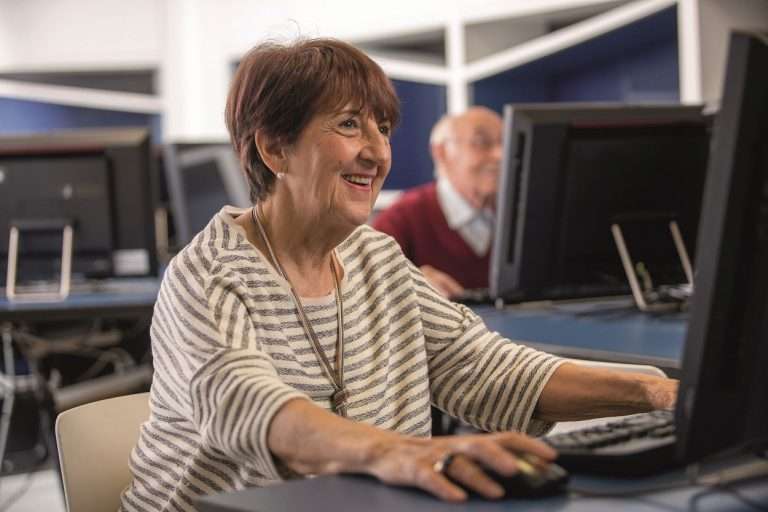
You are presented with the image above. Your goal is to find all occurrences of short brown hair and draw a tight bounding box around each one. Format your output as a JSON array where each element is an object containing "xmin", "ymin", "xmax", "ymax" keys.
[{"xmin": 225, "ymin": 38, "xmax": 400, "ymax": 202}]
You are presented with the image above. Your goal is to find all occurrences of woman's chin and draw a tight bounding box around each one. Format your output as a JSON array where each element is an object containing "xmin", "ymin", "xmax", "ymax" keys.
[{"xmin": 340, "ymin": 207, "xmax": 372, "ymax": 230}]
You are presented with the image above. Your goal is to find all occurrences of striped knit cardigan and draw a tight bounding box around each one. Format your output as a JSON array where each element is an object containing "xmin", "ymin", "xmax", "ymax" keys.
[{"xmin": 120, "ymin": 206, "xmax": 563, "ymax": 511}]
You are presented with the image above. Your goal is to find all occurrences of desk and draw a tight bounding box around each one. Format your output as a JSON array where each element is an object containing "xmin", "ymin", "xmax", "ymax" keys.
[
  {"xmin": 0, "ymin": 278, "xmax": 160, "ymax": 323},
  {"xmin": 0, "ymin": 279, "xmax": 161, "ymax": 467},
  {"xmin": 473, "ymin": 300, "xmax": 686, "ymax": 376},
  {"xmin": 1, "ymin": 286, "xmax": 683, "ymax": 369},
  {"xmin": 198, "ymin": 461, "xmax": 768, "ymax": 512}
]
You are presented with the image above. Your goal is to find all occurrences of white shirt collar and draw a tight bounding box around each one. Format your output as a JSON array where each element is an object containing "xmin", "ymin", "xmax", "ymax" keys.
[
  {"xmin": 436, "ymin": 176, "xmax": 475, "ymax": 229},
  {"xmin": 436, "ymin": 176, "xmax": 494, "ymax": 256}
]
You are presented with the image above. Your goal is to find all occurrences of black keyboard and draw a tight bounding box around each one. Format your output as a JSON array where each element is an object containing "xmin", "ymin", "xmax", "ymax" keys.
[{"xmin": 545, "ymin": 410, "xmax": 679, "ymax": 476}]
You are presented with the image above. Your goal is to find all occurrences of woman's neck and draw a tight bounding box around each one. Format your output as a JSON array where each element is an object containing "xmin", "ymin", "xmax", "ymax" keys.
[{"xmin": 238, "ymin": 198, "xmax": 348, "ymax": 297}]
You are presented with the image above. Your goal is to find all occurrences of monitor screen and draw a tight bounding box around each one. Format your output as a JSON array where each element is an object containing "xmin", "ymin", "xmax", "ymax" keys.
[
  {"xmin": 558, "ymin": 123, "xmax": 707, "ymax": 289},
  {"xmin": 0, "ymin": 128, "xmax": 158, "ymax": 287},
  {"xmin": 675, "ymin": 31, "xmax": 768, "ymax": 464},
  {"xmin": 491, "ymin": 104, "xmax": 710, "ymax": 302},
  {"xmin": 0, "ymin": 153, "xmax": 113, "ymax": 283},
  {"xmin": 164, "ymin": 143, "xmax": 249, "ymax": 247}
]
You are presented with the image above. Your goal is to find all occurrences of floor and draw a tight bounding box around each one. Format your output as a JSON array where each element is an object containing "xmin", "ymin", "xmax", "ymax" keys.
[{"xmin": 0, "ymin": 469, "xmax": 65, "ymax": 512}]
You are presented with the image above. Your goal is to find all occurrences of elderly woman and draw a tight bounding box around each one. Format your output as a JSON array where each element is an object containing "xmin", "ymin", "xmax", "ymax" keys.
[{"xmin": 120, "ymin": 38, "xmax": 676, "ymax": 511}]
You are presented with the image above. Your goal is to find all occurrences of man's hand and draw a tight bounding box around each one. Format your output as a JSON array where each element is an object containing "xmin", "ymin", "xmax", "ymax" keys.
[{"xmin": 420, "ymin": 265, "xmax": 464, "ymax": 299}]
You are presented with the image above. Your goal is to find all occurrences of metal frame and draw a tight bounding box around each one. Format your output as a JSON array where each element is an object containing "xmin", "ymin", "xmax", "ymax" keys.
[
  {"xmin": 5, "ymin": 223, "xmax": 73, "ymax": 302},
  {"xmin": 611, "ymin": 220, "xmax": 693, "ymax": 312},
  {"xmin": 164, "ymin": 144, "xmax": 249, "ymax": 246}
]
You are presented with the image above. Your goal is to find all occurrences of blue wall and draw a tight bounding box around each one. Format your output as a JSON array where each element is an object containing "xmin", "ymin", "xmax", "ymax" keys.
[
  {"xmin": 0, "ymin": 97, "xmax": 162, "ymax": 142},
  {"xmin": 472, "ymin": 7, "xmax": 679, "ymax": 114},
  {"xmin": 387, "ymin": 79, "xmax": 447, "ymax": 189}
]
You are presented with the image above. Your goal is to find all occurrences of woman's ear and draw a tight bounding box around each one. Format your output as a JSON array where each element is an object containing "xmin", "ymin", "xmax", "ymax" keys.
[{"xmin": 254, "ymin": 130, "xmax": 287, "ymax": 178}]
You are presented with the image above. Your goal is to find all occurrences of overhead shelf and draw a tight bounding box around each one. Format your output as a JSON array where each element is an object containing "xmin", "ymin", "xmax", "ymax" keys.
[
  {"xmin": 465, "ymin": 0, "xmax": 676, "ymax": 81},
  {"xmin": 0, "ymin": 79, "xmax": 162, "ymax": 114},
  {"xmin": 471, "ymin": 5, "xmax": 679, "ymax": 108}
]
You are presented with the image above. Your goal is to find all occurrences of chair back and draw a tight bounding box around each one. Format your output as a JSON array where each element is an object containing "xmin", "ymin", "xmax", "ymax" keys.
[{"xmin": 55, "ymin": 392, "xmax": 149, "ymax": 512}]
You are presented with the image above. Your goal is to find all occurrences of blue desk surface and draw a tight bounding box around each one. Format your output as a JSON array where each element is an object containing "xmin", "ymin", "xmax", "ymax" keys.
[
  {"xmin": 0, "ymin": 278, "xmax": 160, "ymax": 322},
  {"xmin": 1, "ymin": 286, "xmax": 685, "ymax": 369},
  {"xmin": 473, "ymin": 300, "xmax": 687, "ymax": 371}
]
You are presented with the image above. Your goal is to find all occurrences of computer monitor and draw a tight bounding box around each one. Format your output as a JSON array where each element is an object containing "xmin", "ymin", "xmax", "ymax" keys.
[
  {"xmin": 490, "ymin": 104, "xmax": 711, "ymax": 302},
  {"xmin": 163, "ymin": 143, "xmax": 249, "ymax": 246},
  {"xmin": 0, "ymin": 128, "xmax": 158, "ymax": 289},
  {"xmin": 674, "ymin": 31, "xmax": 768, "ymax": 464}
]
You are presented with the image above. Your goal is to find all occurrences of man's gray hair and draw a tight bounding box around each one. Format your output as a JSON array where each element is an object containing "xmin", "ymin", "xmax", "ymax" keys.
[
  {"xmin": 429, "ymin": 113, "xmax": 454, "ymax": 146},
  {"xmin": 430, "ymin": 113, "xmax": 455, "ymax": 177}
]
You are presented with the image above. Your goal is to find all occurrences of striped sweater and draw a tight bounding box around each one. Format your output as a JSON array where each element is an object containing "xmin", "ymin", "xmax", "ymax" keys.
[{"xmin": 120, "ymin": 206, "xmax": 564, "ymax": 511}]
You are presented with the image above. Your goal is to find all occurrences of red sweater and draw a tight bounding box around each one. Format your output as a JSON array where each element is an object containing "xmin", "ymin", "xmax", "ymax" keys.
[{"xmin": 373, "ymin": 182, "xmax": 490, "ymax": 289}]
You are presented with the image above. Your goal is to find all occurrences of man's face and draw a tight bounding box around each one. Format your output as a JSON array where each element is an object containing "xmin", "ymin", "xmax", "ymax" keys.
[{"xmin": 440, "ymin": 108, "xmax": 503, "ymax": 210}]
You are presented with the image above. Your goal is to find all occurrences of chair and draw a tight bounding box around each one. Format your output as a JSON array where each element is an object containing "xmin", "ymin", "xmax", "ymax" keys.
[
  {"xmin": 548, "ymin": 359, "xmax": 668, "ymax": 435},
  {"xmin": 55, "ymin": 392, "xmax": 149, "ymax": 512}
]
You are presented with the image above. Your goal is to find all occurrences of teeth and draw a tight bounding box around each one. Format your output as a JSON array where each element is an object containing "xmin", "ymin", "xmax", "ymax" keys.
[{"xmin": 343, "ymin": 175, "xmax": 372, "ymax": 185}]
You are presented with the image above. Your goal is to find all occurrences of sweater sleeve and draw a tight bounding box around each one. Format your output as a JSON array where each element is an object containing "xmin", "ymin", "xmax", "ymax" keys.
[
  {"xmin": 407, "ymin": 264, "xmax": 564, "ymax": 436},
  {"xmin": 371, "ymin": 201, "xmax": 415, "ymax": 260},
  {"xmin": 166, "ymin": 262, "xmax": 309, "ymax": 481}
]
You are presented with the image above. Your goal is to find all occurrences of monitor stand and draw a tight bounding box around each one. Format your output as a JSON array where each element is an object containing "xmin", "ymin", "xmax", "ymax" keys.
[
  {"xmin": 611, "ymin": 220, "xmax": 693, "ymax": 312},
  {"xmin": 5, "ymin": 219, "xmax": 73, "ymax": 302}
]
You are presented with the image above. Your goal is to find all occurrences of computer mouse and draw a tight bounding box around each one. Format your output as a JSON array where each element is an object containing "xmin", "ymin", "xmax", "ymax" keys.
[{"xmin": 484, "ymin": 455, "xmax": 570, "ymax": 499}]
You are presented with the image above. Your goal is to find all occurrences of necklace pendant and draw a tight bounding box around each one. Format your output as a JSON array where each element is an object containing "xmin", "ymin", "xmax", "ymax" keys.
[{"xmin": 332, "ymin": 388, "xmax": 350, "ymax": 416}]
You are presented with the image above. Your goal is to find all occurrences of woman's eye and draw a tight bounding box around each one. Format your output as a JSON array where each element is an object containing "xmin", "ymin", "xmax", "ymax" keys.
[
  {"xmin": 380, "ymin": 125, "xmax": 391, "ymax": 137},
  {"xmin": 340, "ymin": 118, "xmax": 359, "ymax": 130}
]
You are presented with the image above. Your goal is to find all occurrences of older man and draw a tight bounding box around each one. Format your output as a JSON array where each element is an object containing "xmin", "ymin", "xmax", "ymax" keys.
[{"xmin": 373, "ymin": 106, "xmax": 502, "ymax": 298}]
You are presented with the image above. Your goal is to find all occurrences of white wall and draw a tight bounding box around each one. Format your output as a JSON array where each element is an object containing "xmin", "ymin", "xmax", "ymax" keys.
[
  {"xmin": 699, "ymin": 0, "xmax": 768, "ymax": 105},
  {"xmin": 4, "ymin": 0, "xmax": 766, "ymax": 139},
  {"xmin": 0, "ymin": 0, "xmax": 164, "ymax": 71},
  {"xmin": 162, "ymin": 0, "xmax": 457, "ymax": 140}
]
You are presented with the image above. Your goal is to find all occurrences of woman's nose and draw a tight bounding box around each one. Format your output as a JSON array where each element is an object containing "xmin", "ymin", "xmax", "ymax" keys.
[{"xmin": 360, "ymin": 126, "xmax": 390, "ymax": 167}]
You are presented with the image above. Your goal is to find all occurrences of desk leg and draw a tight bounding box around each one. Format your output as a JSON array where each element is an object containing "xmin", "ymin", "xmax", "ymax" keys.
[{"xmin": 0, "ymin": 324, "xmax": 16, "ymax": 472}]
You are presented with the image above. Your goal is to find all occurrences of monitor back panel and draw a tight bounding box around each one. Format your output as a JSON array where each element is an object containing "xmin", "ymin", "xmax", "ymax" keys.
[{"xmin": 492, "ymin": 104, "xmax": 709, "ymax": 301}]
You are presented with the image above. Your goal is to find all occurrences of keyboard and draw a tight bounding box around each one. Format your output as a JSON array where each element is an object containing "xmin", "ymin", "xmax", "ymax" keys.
[{"xmin": 545, "ymin": 410, "xmax": 679, "ymax": 476}]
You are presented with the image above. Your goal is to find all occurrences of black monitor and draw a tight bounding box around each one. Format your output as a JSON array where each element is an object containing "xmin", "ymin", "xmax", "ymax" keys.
[
  {"xmin": 163, "ymin": 143, "xmax": 249, "ymax": 247},
  {"xmin": 490, "ymin": 103, "xmax": 711, "ymax": 302},
  {"xmin": 0, "ymin": 128, "xmax": 158, "ymax": 288},
  {"xmin": 674, "ymin": 31, "xmax": 768, "ymax": 464}
]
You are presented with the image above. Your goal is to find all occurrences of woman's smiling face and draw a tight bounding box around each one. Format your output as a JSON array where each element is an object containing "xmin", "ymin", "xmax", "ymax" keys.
[{"xmin": 280, "ymin": 105, "xmax": 393, "ymax": 230}]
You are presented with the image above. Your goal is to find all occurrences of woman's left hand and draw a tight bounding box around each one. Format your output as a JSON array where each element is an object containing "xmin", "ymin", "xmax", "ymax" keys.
[
  {"xmin": 536, "ymin": 363, "xmax": 679, "ymax": 422},
  {"xmin": 644, "ymin": 376, "xmax": 678, "ymax": 410}
]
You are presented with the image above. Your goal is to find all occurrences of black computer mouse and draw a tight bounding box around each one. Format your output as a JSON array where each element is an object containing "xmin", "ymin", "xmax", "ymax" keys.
[{"xmin": 484, "ymin": 457, "xmax": 570, "ymax": 499}]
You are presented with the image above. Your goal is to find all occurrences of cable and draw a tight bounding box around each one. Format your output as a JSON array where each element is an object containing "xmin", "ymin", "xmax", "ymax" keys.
[
  {"xmin": 690, "ymin": 482, "xmax": 768, "ymax": 512},
  {"xmin": 714, "ymin": 482, "xmax": 768, "ymax": 512},
  {"xmin": 0, "ymin": 326, "xmax": 17, "ymax": 478},
  {"xmin": 571, "ymin": 460, "xmax": 768, "ymax": 508},
  {"xmin": 0, "ymin": 374, "xmax": 58, "ymax": 512},
  {"xmin": 569, "ymin": 476, "xmax": 699, "ymax": 498}
]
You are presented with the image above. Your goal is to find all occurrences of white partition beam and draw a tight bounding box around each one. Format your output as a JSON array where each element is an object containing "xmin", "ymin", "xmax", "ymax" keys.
[
  {"xmin": 458, "ymin": 0, "xmax": 629, "ymax": 25},
  {"xmin": 0, "ymin": 79, "xmax": 162, "ymax": 113},
  {"xmin": 677, "ymin": 0, "xmax": 703, "ymax": 104},
  {"xmin": 465, "ymin": 0, "xmax": 677, "ymax": 82},
  {"xmin": 446, "ymin": 17, "xmax": 468, "ymax": 114},
  {"xmin": 368, "ymin": 56, "xmax": 449, "ymax": 84}
]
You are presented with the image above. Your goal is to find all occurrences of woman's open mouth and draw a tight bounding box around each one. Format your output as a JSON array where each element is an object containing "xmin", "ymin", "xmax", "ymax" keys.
[{"xmin": 341, "ymin": 174, "xmax": 373, "ymax": 188}]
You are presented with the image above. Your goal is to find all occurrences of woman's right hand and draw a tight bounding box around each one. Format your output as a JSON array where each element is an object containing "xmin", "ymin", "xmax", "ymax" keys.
[{"xmin": 363, "ymin": 431, "xmax": 557, "ymax": 502}]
